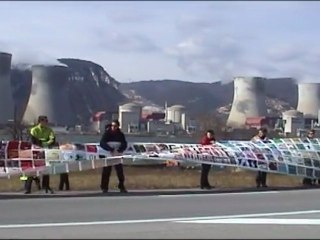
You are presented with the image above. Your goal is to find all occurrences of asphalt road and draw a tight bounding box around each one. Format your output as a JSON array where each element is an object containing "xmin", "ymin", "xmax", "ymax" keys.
[{"xmin": 1, "ymin": 189, "xmax": 320, "ymax": 239}]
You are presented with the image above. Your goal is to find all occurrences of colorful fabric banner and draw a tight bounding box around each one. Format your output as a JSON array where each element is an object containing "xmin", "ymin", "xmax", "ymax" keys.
[{"xmin": 0, "ymin": 138, "xmax": 320, "ymax": 179}]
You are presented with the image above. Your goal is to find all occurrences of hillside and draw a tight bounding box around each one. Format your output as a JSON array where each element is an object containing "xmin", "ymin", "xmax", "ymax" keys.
[
  {"xmin": 120, "ymin": 78, "xmax": 297, "ymax": 117},
  {"xmin": 11, "ymin": 59, "xmax": 127, "ymax": 125}
]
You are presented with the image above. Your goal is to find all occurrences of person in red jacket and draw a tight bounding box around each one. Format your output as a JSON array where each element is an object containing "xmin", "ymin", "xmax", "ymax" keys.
[{"xmin": 200, "ymin": 129, "xmax": 216, "ymax": 189}]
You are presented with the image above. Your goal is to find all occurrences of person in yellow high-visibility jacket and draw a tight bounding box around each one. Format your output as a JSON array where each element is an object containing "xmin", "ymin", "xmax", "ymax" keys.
[
  {"xmin": 25, "ymin": 115, "xmax": 56, "ymax": 194},
  {"xmin": 20, "ymin": 175, "xmax": 28, "ymax": 181},
  {"xmin": 20, "ymin": 174, "xmax": 28, "ymax": 191},
  {"xmin": 29, "ymin": 116, "xmax": 56, "ymax": 148}
]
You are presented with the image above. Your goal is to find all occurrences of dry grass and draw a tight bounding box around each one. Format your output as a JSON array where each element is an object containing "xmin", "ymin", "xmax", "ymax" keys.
[{"xmin": 0, "ymin": 166, "xmax": 303, "ymax": 192}]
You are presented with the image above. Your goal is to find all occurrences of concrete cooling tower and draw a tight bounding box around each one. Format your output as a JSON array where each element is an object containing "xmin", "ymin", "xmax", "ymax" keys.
[
  {"xmin": 296, "ymin": 82, "xmax": 320, "ymax": 119},
  {"xmin": 0, "ymin": 52, "xmax": 14, "ymax": 124},
  {"xmin": 22, "ymin": 65, "xmax": 75, "ymax": 126},
  {"xmin": 227, "ymin": 76, "xmax": 267, "ymax": 128}
]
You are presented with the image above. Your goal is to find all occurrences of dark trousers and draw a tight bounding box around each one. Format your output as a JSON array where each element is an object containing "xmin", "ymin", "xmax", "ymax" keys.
[
  {"xmin": 313, "ymin": 179, "xmax": 320, "ymax": 185},
  {"xmin": 256, "ymin": 171, "xmax": 267, "ymax": 187},
  {"xmin": 200, "ymin": 164, "xmax": 211, "ymax": 187},
  {"xmin": 42, "ymin": 175, "xmax": 53, "ymax": 193},
  {"xmin": 303, "ymin": 178, "xmax": 312, "ymax": 185},
  {"xmin": 100, "ymin": 164, "xmax": 125, "ymax": 190},
  {"xmin": 303, "ymin": 178, "xmax": 317, "ymax": 186},
  {"xmin": 25, "ymin": 176, "xmax": 41, "ymax": 193},
  {"xmin": 59, "ymin": 173, "xmax": 70, "ymax": 190}
]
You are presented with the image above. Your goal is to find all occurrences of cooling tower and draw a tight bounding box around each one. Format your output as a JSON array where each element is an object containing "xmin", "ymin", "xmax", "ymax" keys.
[
  {"xmin": 22, "ymin": 65, "xmax": 75, "ymax": 126},
  {"xmin": 226, "ymin": 76, "xmax": 267, "ymax": 128},
  {"xmin": 0, "ymin": 52, "xmax": 14, "ymax": 124},
  {"xmin": 296, "ymin": 83, "xmax": 320, "ymax": 119},
  {"xmin": 10, "ymin": 68, "xmax": 33, "ymax": 124}
]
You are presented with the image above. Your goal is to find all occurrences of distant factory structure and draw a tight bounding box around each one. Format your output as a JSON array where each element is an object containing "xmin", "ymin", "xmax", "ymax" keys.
[
  {"xmin": 0, "ymin": 52, "xmax": 14, "ymax": 125},
  {"xmin": 227, "ymin": 76, "xmax": 267, "ymax": 128},
  {"xmin": 22, "ymin": 65, "xmax": 75, "ymax": 126},
  {"xmin": 119, "ymin": 103, "xmax": 142, "ymax": 133},
  {"xmin": 281, "ymin": 110, "xmax": 304, "ymax": 135},
  {"xmin": 4, "ymin": 48, "xmax": 320, "ymax": 138},
  {"xmin": 113, "ymin": 102, "xmax": 197, "ymax": 135},
  {"xmin": 89, "ymin": 111, "xmax": 107, "ymax": 133},
  {"xmin": 0, "ymin": 49, "xmax": 195, "ymax": 136},
  {"xmin": 225, "ymin": 76, "xmax": 320, "ymax": 137},
  {"xmin": 296, "ymin": 83, "xmax": 320, "ymax": 119}
]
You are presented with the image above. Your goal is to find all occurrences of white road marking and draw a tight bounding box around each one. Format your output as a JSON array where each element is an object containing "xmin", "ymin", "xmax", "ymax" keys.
[
  {"xmin": 158, "ymin": 191, "xmax": 279, "ymax": 197},
  {"xmin": 177, "ymin": 218, "xmax": 320, "ymax": 225},
  {"xmin": 0, "ymin": 210, "xmax": 319, "ymax": 229}
]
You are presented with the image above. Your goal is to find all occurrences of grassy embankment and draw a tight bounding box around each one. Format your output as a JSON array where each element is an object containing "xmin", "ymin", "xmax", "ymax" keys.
[{"xmin": 0, "ymin": 166, "xmax": 303, "ymax": 192}]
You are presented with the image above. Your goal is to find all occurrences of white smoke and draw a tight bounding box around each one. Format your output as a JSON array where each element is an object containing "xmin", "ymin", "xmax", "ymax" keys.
[
  {"xmin": 264, "ymin": 43, "xmax": 320, "ymax": 83},
  {"xmin": 0, "ymin": 42, "xmax": 67, "ymax": 70}
]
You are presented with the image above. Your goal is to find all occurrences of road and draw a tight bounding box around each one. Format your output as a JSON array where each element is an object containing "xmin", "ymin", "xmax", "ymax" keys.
[{"xmin": 0, "ymin": 189, "xmax": 320, "ymax": 239}]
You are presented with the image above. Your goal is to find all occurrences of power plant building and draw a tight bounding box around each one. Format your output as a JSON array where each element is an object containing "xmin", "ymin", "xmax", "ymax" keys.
[
  {"xmin": 89, "ymin": 111, "xmax": 107, "ymax": 133},
  {"xmin": 166, "ymin": 105, "xmax": 186, "ymax": 124},
  {"xmin": 227, "ymin": 76, "xmax": 268, "ymax": 128},
  {"xmin": 119, "ymin": 103, "xmax": 142, "ymax": 133},
  {"xmin": 22, "ymin": 65, "xmax": 75, "ymax": 126},
  {"xmin": 296, "ymin": 82, "xmax": 320, "ymax": 119},
  {"xmin": 146, "ymin": 120, "xmax": 175, "ymax": 134},
  {"xmin": 0, "ymin": 52, "xmax": 14, "ymax": 124},
  {"xmin": 282, "ymin": 110, "xmax": 304, "ymax": 135}
]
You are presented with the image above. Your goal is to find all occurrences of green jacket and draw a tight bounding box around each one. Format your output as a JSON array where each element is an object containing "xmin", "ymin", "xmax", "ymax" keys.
[
  {"xmin": 30, "ymin": 124, "xmax": 56, "ymax": 147},
  {"xmin": 20, "ymin": 174, "xmax": 28, "ymax": 181}
]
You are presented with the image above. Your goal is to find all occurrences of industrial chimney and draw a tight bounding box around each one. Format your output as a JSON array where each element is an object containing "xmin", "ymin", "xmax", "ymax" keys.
[
  {"xmin": 296, "ymin": 82, "xmax": 320, "ymax": 119},
  {"xmin": 0, "ymin": 52, "xmax": 14, "ymax": 124},
  {"xmin": 226, "ymin": 76, "xmax": 267, "ymax": 128},
  {"xmin": 22, "ymin": 65, "xmax": 75, "ymax": 126}
]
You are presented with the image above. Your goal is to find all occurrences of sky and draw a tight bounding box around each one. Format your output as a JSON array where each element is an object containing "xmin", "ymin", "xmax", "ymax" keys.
[{"xmin": 1, "ymin": 1, "xmax": 320, "ymax": 83}]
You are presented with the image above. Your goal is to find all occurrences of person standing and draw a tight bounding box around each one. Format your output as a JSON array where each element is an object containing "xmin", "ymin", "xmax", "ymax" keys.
[
  {"xmin": 42, "ymin": 174, "xmax": 54, "ymax": 194},
  {"xmin": 20, "ymin": 174, "xmax": 28, "ymax": 191},
  {"xmin": 33, "ymin": 176, "xmax": 41, "ymax": 190},
  {"xmin": 99, "ymin": 120, "xmax": 128, "ymax": 193},
  {"xmin": 59, "ymin": 173, "xmax": 70, "ymax": 191},
  {"xmin": 252, "ymin": 128, "xmax": 269, "ymax": 188},
  {"xmin": 200, "ymin": 129, "xmax": 216, "ymax": 189},
  {"xmin": 303, "ymin": 129, "xmax": 317, "ymax": 186},
  {"xmin": 25, "ymin": 115, "xmax": 55, "ymax": 194}
]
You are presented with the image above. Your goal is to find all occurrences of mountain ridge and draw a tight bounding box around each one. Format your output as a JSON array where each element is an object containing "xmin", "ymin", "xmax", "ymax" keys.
[
  {"xmin": 120, "ymin": 78, "xmax": 298, "ymax": 118},
  {"xmin": 11, "ymin": 58, "xmax": 127, "ymax": 125}
]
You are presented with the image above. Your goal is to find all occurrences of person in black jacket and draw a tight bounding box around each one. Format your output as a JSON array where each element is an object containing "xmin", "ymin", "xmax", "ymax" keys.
[
  {"xmin": 100, "ymin": 120, "xmax": 128, "ymax": 193},
  {"xmin": 251, "ymin": 128, "xmax": 269, "ymax": 188}
]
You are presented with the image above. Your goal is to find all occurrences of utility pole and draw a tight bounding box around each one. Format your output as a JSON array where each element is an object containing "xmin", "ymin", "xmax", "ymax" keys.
[{"xmin": 164, "ymin": 101, "xmax": 168, "ymax": 123}]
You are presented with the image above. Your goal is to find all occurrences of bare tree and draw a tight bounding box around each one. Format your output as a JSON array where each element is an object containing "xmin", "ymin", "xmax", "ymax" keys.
[
  {"xmin": 6, "ymin": 105, "xmax": 25, "ymax": 141},
  {"xmin": 194, "ymin": 112, "xmax": 227, "ymax": 138}
]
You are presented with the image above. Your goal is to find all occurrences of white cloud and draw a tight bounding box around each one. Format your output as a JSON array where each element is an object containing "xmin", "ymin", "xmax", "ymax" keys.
[
  {"xmin": 96, "ymin": 31, "xmax": 159, "ymax": 53},
  {"xmin": 175, "ymin": 15, "xmax": 221, "ymax": 36},
  {"xmin": 165, "ymin": 33, "xmax": 248, "ymax": 82},
  {"xmin": 1, "ymin": 1, "xmax": 320, "ymax": 82},
  {"xmin": 266, "ymin": 44, "xmax": 307, "ymax": 62},
  {"xmin": 108, "ymin": 11, "xmax": 154, "ymax": 24},
  {"xmin": 164, "ymin": 2, "xmax": 320, "ymax": 83}
]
